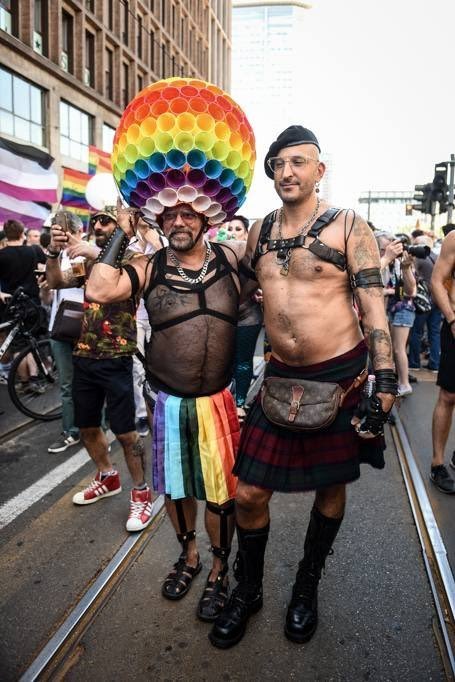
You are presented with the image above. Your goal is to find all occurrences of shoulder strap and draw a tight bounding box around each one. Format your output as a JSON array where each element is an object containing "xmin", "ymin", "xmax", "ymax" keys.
[
  {"xmin": 307, "ymin": 208, "xmax": 342, "ymax": 237},
  {"xmin": 251, "ymin": 211, "xmax": 277, "ymax": 269}
]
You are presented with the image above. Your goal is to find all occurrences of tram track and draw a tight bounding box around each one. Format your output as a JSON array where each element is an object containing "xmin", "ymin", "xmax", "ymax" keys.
[
  {"xmin": 19, "ymin": 495, "xmax": 165, "ymax": 682},
  {"xmin": 391, "ymin": 408, "xmax": 455, "ymax": 679}
]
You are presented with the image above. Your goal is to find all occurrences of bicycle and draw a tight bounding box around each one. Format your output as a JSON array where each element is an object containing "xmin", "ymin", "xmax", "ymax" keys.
[{"xmin": 0, "ymin": 288, "xmax": 62, "ymax": 421}]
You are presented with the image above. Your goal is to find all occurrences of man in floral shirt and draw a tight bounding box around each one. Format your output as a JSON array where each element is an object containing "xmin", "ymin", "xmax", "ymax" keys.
[{"xmin": 47, "ymin": 209, "xmax": 152, "ymax": 532}]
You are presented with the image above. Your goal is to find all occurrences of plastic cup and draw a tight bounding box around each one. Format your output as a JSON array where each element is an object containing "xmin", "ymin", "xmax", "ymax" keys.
[
  {"xmin": 189, "ymin": 96, "xmax": 207, "ymax": 113},
  {"xmin": 151, "ymin": 100, "xmax": 168, "ymax": 117},
  {"xmin": 187, "ymin": 149, "xmax": 206, "ymax": 169},
  {"xmin": 231, "ymin": 178, "xmax": 245, "ymax": 196},
  {"xmin": 157, "ymin": 113, "xmax": 175, "ymax": 132},
  {"xmin": 177, "ymin": 185, "xmax": 198, "ymax": 203},
  {"xmin": 226, "ymin": 150, "xmax": 241, "ymax": 170},
  {"xmin": 216, "ymin": 188, "xmax": 232, "ymax": 204},
  {"xmin": 129, "ymin": 191, "xmax": 143, "ymax": 208},
  {"xmin": 208, "ymin": 102, "xmax": 224, "ymax": 121},
  {"xmin": 174, "ymin": 132, "xmax": 194, "ymax": 153},
  {"xmin": 115, "ymin": 155, "xmax": 128, "ymax": 173},
  {"xmin": 225, "ymin": 197, "xmax": 238, "ymax": 213},
  {"xmin": 170, "ymin": 97, "xmax": 188, "ymax": 114},
  {"xmin": 140, "ymin": 116, "xmax": 156, "ymax": 137},
  {"xmin": 187, "ymin": 168, "xmax": 206, "ymax": 188},
  {"xmin": 208, "ymin": 211, "xmax": 227, "ymax": 225},
  {"xmin": 204, "ymin": 159, "xmax": 223, "ymax": 179},
  {"xmin": 215, "ymin": 121, "xmax": 230, "ymax": 141},
  {"xmin": 144, "ymin": 90, "xmax": 162, "ymax": 104},
  {"xmin": 136, "ymin": 181, "xmax": 151, "ymax": 198},
  {"xmin": 149, "ymin": 152, "xmax": 167, "ymax": 172},
  {"xmin": 126, "ymin": 124, "xmax": 141, "ymax": 143},
  {"xmin": 146, "ymin": 197, "xmax": 164, "ymax": 214},
  {"xmin": 211, "ymin": 141, "xmax": 229, "ymax": 161},
  {"xmin": 138, "ymin": 137, "xmax": 155, "ymax": 157},
  {"xmin": 203, "ymin": 179, "xmax": 222, "ymax": 197},
  {"xmin": 241, "ymin": 143, "xmax": 251, "ymax": 160},
  {"xmin": 148, "ymin": 173, "xmax": 166, "ymax": 192},
  {"xmin": 162, "ymin": 86, "xmax": 180, "ymax": 100},
  {"xmin": 216, "ymin": 95, "xmax": 232, "ymax": 112},
  {"xmin": 135, "ymin": 104, "xmax": 150, "ymax": 122},
  {"xmin": 166, "ymin": 149, "xmax": 186, "ymax": 169},
  {"xmin": 219, "ymin": 168, "xmax": 235, "ymax": 187},
  {"xmin": 181, "ymin": 85, "xmax": 199, "ymax": 98},
  {"xmin": 207, "ymin": 84, "xmax": 223, "ymax": 96},
  {"xmin": 124, "ymin": 111, "xmax": 136, "ymax": 129},
  {"xmin": 124, "ymin": 144, "xmax": 139, "ymax": 164},
  {"xmin": 155, "ymin": 132, "xmax": 173, "ymax": 153},
  {"xmin": 166, "ymin": 169, "xmax": 186, "ymax": 189},
  {"xmin": 196, "ymin": 113, "xmax": 214, "ymax": 132},
  {"xmin": 230, "ymin": 132, "xmax": 243, "ymax": 150},
  {"xmin": 135, "ymin": 159, "xmax": 150, "ymax": 179},
  {"xmin": 158, "ymin": 188, "xmax": 178, "ymax": 207},
  {"xmin": 204, "ymin": 202, "xmax": 222, "ymax": 217},
  {"xmin": 237, "ymin": 160, "xmax": 250, "ymax": 179},
  {"xmin": 192, "ymin": 195, "xmax": 211, "ymax": 212},
  {"xmin": 118, "ymin": 133, "xmax": 128, "ymax": 151},
  {"xmin": 125, "ymin": 169, "xmax": 138, "ymax": 188},
  {"xmin": 177, "ymin": 112, "xmax": 196, "ymax": 132},
  {"xmin": 194, "ymin": 131, "xmax": 215, "ymax": 152},
  {"xmin": 226, "ymin": 112, "xmax": 239, "ymax": 131},
  {"xmin": 119, "ymin": 179, "xmax": 130, "ymax": 198},
  {"xmin": 200, "ymin": 88, "xmax": 216, "ymax": 103}
]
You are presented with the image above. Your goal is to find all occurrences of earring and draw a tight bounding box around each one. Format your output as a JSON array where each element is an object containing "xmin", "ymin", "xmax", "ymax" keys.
[{"xmin": 315, "ymin": 182, "xmax": 320, "ymax": 194}]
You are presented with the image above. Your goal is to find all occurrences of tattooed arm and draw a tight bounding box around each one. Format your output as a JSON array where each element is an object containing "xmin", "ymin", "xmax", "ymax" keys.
[{"xmin": 346, "ymin": 215, "xmax": 395, "ymax": 411}]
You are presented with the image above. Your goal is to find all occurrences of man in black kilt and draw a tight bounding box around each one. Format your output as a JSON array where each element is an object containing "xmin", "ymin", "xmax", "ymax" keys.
[{"xmin": 209, "ymin": 125, "xmax": 397, "ymax": 648}]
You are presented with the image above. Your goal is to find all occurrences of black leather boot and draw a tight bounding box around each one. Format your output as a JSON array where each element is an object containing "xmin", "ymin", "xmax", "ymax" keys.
[
  {"xmin": 285, "ymin": 507, "xmax": 342, "ymax": 643},
  {"xmin": 209, "ymin": 523, "xmax": 269, "ymax": 649}
]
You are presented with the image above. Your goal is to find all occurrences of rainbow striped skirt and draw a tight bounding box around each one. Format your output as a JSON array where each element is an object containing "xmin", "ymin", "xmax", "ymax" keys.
[{"xmin": 152, "ymin": 387, "xmax": 240, "ymax": 504}]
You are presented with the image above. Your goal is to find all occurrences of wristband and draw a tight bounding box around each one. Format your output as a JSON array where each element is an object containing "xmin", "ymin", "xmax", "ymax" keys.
[
  {"xmin": 95, "ymin": 226, "xmax": 129, "ymax": 268},
  {"xmin": 46, "ymin": 249, "xmax": 60, "ymax": 259},
  {"xmin": 375, "ymin": 368, "xmax": 398, "ymax": 396}
]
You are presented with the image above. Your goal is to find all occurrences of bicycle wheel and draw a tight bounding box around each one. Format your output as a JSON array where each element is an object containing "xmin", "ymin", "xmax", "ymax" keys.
[{"xmin": 8, "ymin": 339, "xmax": 62, "ymax": 421}]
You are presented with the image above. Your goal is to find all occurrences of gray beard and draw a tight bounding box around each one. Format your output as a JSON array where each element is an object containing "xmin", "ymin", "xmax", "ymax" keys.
[{"xmin": 169, "ymin": 232, "xmax": 196, "ymax": 252}]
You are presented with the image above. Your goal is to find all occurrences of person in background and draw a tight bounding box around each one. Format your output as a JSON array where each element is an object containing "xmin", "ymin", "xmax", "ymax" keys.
[
  {"xmin": 228, "ymin": 215, "xmax": 263, "ymax": 422},
  {"xmin": 429, "ymin": 230, "xmax": 455, "ymax": 494},
  {"xmin": 0, "ymin": 219, "xmax": 46, "ymax": 303},
  {"xmin": 26, "ymin": 228, "xmax": 42, "ymax": 247},
  {"xmin": 408, "ymin": 234, "xmax": 441, "ymax": 372}
]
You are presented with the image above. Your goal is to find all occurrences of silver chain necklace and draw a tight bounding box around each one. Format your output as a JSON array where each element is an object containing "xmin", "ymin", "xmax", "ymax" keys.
[
  {"xmin": 275, "ymin": 197, "xmax": 321, "ymax": 276},
  {"xmin": 168, "ymin": 242, "xmax": 212, "ymax": 284}
]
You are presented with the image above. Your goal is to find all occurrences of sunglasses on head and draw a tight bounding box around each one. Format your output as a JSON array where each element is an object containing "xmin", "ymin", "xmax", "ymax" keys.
[{"xmin": 90, "ymin": 214, "xmax": 113, "ymax": 227}]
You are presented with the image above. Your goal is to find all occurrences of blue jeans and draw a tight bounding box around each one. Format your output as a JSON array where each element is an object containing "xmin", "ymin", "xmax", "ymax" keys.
[
  {"xmin": 50, "ymin": 339, "xmax": 79, "ymax": 438},
  {"xmin": 408, "ymin": 305, "xmax": 441, "ymax": 369}
]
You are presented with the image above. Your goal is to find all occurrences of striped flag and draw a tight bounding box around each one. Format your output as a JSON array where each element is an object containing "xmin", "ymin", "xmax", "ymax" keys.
[
  {"xmin": 61, "ymin": 145, "xmax": 113, "ymax": 223},
  {"xmin": 0, "ymin": 136, "xmax": 58, "ymax": 227}
]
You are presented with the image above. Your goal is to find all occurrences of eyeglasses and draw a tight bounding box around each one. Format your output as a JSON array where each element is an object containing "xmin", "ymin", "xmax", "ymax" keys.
[
  {"xmin": 266, "ymin": 155, "xmax": 319, "ymax": 174},
  {"xmin": 90, "ymin": 214, "xmax": 114, "ymax": 228},
  {"xmin": 162, "ymin": 209, "xmax": 199, "ymax": 225}
]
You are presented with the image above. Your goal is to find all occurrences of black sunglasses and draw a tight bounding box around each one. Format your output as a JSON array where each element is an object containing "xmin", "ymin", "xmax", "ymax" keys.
[{"xmin": 90, "ymin": 214, "xmax": 114, "ymax": 227}]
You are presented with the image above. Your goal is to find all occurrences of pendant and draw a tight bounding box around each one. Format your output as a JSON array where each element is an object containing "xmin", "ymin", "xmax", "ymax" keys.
[
  {"xmin": 280, "ymin": 263, "xmax": 289, "ymax": 276},
  {"xmin": 279, "ymin": 249, "xmax": 291, "ymax": 276}
]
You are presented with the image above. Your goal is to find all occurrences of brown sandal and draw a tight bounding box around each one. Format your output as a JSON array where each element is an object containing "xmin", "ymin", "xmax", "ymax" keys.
[{"xmin": 162, "ymin": 553, "xmax": 202, "ymax": 601}]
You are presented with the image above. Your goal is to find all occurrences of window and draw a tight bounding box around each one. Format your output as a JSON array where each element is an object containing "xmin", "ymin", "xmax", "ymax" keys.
[
  {"xmin": 33, "ymin": 0, "xmax": 47, "ymax": 56},
  {"xmin": 102, "ymin": 123, "xmax": 115, "ymax": 153},
  {"xmin": 0, "ymin": 0, "xmax": 17, "ymax": 35},
  {"xmin": 85, "ymin": 0, "xmax": 94, "ymax": 12},
  {"xmin": 137, "ymin": 73, "xmax": 143, "ymax": 93},
  {"xmin": 106, "ymin": 0, "xmax": 113, "ymax": 30},
  {"xmin": 105, "ymin": 47, "xmax": 113, "ymax": 100},
  {"xmin": 150, "ymin": 31, "xmax": 155, "ymax": 69},
  {"xmin": 122, "ymin": 62, "xmax": 129, "ymax": 107},
  {"xmin": 137, "ymin": 15, "xmax": 143, "ymax": 59},
  {"xmin": 122, "ymin": 0, "xmax": 129, "ymax": 45},
  {"xmin": 0, "ymin": 68, "xmax": 45, "ymax": 146},
  {"xmin": 60, "ymin": 100, "xmax": 93, "ymax": 162},
  {"xmin": 85, "ymin": 31, "xmax": 95, "ymax": 87},
  {"xmin": 61, "ymin": 11, "xmax": 73, "ymax": 73}
]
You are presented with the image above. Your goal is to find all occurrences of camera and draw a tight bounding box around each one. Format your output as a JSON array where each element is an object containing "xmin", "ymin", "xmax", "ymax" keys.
[{"xmin": 397, "ymin": 237, "xmax": 430, "ymax": 259}]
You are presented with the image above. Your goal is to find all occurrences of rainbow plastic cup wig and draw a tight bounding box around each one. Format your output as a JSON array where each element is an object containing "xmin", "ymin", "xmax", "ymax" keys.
[{"xmin": 112, "ymin": 77, "xmax": 255, "ymax": 225}]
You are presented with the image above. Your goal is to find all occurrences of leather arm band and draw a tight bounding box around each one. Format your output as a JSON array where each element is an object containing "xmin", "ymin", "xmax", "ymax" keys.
[
  {"xmin": 123, "ymin": 263, "xmax": 140, "ymax": 297},
  {"xmin": 375, "ymin": 368, "xmax": 398, "ymax": 396},
  {"xmin": 349, "ymin": 267, "xmax": 384, "ymax": 289},
  {"xmin": 95, "ymin": 226, "xmax": 129, "ymax": 268},
  {"xmin": 46, "ymin": 249, "xmax": 60, "ymax": 259}
]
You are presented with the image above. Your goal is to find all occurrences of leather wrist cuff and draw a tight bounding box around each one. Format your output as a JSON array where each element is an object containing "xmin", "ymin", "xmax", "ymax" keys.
[
  {"xmin": 46, "ymin": 249, "xmax": 60, "ymax": 259},
  {"xmin": 95, "ymin": 226, "xmax": 128, "ymax": 268},
  {"xmin": 375, "ymin": 369, "xmax": 398, "ymax": 396}
]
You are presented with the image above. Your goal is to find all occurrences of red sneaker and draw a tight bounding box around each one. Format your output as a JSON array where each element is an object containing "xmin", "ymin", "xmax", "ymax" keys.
[
  {"xmin": 72, "ymin": 471, "xmax": 122, "ymax": 505},
  {"xmin": 126, "ymin": 486, "xmax": 153, "ymax": 532}
]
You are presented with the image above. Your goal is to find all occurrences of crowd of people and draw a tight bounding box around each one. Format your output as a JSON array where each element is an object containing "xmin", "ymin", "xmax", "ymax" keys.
[{"xmin": 1, "ymin": 123, "xmax": 454, "ymax": 650}]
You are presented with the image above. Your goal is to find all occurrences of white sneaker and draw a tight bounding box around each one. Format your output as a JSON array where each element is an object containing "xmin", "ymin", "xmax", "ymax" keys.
[{"xmin": 398, "ymin": 384, "xmax": 413, "ymax": 397}]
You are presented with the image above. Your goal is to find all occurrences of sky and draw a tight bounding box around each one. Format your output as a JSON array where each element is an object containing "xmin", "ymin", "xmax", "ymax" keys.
[{"xmin": 234, "ymin": 0, "xmax": 455, "ymax": 218}]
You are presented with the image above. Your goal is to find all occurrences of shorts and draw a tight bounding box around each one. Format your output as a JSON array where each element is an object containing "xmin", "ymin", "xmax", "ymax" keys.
[
  {"xmin": 73, "ymin": 356, "xmax": 136, "ymax": 434},
  {"xmin": 388, "ymin": 306, "xmax": 415, "ymax": 328},
  {"xmin": 152, "ymin": 387, "xmax": 239, "ymax": 504},
  {"xmin": 437, "ymin": 320, "xmax": 455, "ymax": 393}
]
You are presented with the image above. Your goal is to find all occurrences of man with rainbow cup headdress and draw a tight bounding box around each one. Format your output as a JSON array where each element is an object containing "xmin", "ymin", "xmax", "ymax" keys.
[{"xmin": 86, "ymin": 78, "xmax": 255, "ymax": 622}]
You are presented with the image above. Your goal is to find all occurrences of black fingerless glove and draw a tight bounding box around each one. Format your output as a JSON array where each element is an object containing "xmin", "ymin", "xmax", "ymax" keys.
[{"xmin": 356, "ymin": 395, "xmax": 389, "ymax": 436}]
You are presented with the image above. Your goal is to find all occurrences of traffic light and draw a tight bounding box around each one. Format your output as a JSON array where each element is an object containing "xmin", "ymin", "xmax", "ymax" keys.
[
  {"xmin": 412, "ymin": 183, "xmax": 432, "ymax": 214},
  {"xmin": 431, "ymin": 162, "xmax": 449, "ymax": 213}
]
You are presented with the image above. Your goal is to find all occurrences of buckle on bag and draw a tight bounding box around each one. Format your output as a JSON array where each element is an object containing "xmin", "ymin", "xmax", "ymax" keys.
[{"xmin": 288, "ymin": 385, "xmax": 304, "ymax": 423}]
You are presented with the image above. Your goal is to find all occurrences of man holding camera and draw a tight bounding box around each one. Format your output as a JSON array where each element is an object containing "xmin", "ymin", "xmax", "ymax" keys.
[
  {"xmin": 429, "ymin": 230, "xmax": 455, "ymax": 494},
  {"xmin": 47, "ymin": 210, "xmax": 153, "ymax": 531}
]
